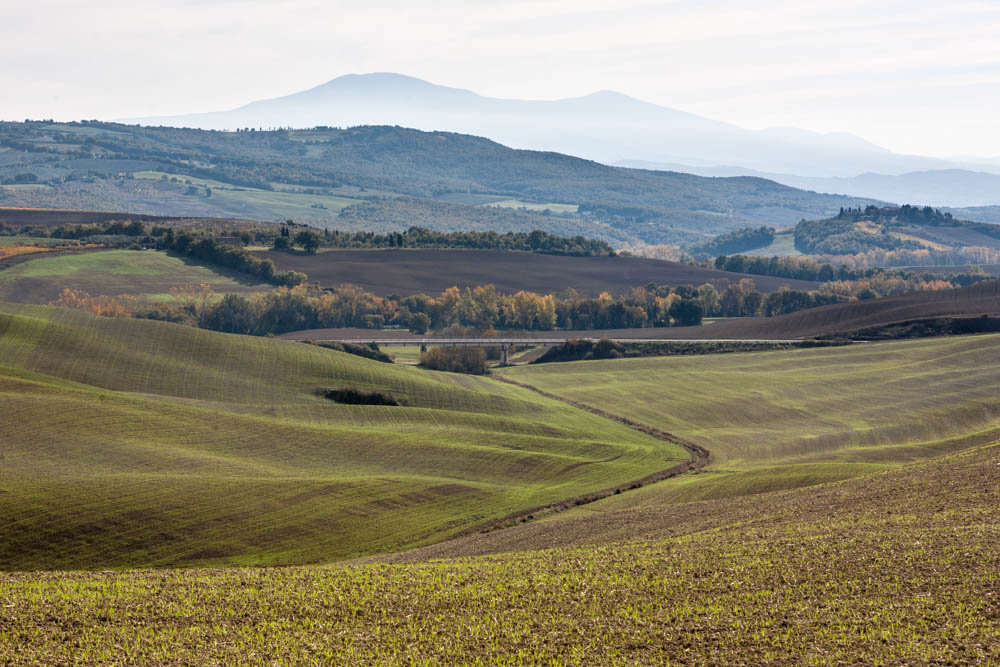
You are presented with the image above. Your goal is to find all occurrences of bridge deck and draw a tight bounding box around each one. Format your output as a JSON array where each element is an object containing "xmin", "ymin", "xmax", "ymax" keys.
[{"xmin": 312, "ymin": 337, "xmax": 805, "ymax": 346}]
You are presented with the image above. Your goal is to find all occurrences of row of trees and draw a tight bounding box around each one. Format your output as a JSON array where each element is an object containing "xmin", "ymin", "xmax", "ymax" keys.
[
  {"xmin": 165, "ymin": 232, "xmax": 306, "ymax": 287},
  {"xmin": 312, "ymin": 227, "xmax": 615, "ymax": 256},
  {"xmin": 51, "ymin": 262, "xmax": 980, "ymax": 338},
  {"xmin": 708, "ymin": 253, "xmax": 997, "ymax": 285}
]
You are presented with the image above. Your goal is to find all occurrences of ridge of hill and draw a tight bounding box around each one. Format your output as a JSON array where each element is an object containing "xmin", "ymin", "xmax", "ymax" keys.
[{"xmin": 123, "ymin": 72, "xmax": 956, "ymax": 179}]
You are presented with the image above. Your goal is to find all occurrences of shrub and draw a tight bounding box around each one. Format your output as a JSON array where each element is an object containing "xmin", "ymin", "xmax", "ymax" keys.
[
  {"xmin": 420, "ymin": 346, "xmax": 488, "ymax": 374},
  {"xmin": 317, "ymin": 388, "xmax": 400, "ymax": 406},
  {"xmin": 313, "ymin": 341, "xmax": 393, "ymax": 364}
]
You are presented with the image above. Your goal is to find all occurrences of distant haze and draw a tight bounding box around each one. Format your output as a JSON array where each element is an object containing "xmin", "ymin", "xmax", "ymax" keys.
[
  {"xmin": 124, "ymin": 73, "xmax": 1000, "ymax": 206},
  {"xmin": 4, "ymin": 0, "xmax": 1000, "ymax": 161}
]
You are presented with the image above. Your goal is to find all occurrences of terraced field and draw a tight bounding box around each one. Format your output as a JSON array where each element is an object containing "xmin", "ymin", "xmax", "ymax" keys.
[
  {"xmin": 0, "ymin": 303, "xmax": 679, "ymax": 570},
  {"xmin": 0, "ymin": 250, "xmax": 268, "ymax": 303}
]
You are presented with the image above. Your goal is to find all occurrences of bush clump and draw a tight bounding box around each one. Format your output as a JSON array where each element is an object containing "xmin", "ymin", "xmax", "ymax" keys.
[
  {"xmin": 317, "ymin": 388, "xmax": 400, "ymax": 406},
  {"xmin": 420, "ymin": 347, "xmax": 488, "ymax": 374},
  {"xmin": 533, "ymin": 339, "xmax": 624, "ymax": 363},
  {"xmin": 312, "ymin": 341, "xmax": 394, "ymax": 363}
]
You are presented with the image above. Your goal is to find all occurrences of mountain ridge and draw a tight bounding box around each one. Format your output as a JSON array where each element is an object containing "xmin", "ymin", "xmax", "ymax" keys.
[{"xmin": 125, "ymin": 72, "xmax": 956, "ymax": 178}]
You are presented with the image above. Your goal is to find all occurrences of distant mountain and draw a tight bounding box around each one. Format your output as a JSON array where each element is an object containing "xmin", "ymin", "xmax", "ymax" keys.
[
  {"xmin": 125, "ymin": 73, "xmax": 960, "ymax": 179},
  {"xmin": 617, "ymin": 162, "xmax": 1000, "ymax": 208}
]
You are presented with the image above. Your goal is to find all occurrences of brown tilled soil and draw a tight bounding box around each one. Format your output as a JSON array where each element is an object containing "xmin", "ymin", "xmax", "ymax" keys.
[{"xmin": 258, "ymin": 248, "xmax": 820, "ymax": 296}]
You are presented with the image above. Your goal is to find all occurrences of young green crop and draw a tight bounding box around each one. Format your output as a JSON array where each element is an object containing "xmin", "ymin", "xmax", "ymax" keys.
[
  {"xmin": 2, "ymin": 442, "xmax": 998, "ymax": 665},
  {"xmin": 0, "ymin": 303, "xmax": 681, "ymax": 570}
]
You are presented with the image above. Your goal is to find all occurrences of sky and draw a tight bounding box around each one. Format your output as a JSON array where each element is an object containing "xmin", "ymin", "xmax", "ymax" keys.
[{"xmin": 4, "ymin": 0, "xmax": 1000, "ymax": 159}]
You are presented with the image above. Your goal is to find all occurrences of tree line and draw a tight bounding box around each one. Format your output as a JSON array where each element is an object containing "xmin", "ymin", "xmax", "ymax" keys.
[
  {"xmin": 707, "ymin": 253, "xmax": 995, "ymax": 286},
  {"xmin": 52, "ymin": 266, "xmax": 977, "ymax": 337},
  {"xmin": 287, "ymin": 226, "xmax": 615, "ymax": 256},
  {"xmin": 165, "ymin": 232, "xmax": 306, "ymax": 287}
]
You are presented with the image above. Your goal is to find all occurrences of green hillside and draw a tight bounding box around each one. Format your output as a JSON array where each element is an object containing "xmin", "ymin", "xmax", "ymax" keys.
[
  {"xmin": 0, "ymin": 303, "xmax": 680, "ymax": 570},
  {"xmin": 0, "ymin": 249, "xmax": 268, "ymax": 304},
  {"xmin": 498, "ymin": 335, "xmax": 1000, "ymax": 505}
]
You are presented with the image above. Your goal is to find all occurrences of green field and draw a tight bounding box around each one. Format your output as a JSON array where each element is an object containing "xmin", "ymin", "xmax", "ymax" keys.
[
  {"xmin": 3, "ymin": 302, "xmax": 1000, "ymax": 661},
  {"xmin": 0, "ymin": 249, "xmax": 268, "ymax": 303},
  {"xmin": 497, "ymin": 336, "xmax": 1000, "ymax": 506},
  {"xmin": 384, "ymin": 344, "xmax": 422, "ymax": 364},
  {"xmin": 132, "ymin": 171, "xmax": 362, "ymax": 221},
  {"xmin": 0, "ymin": 303, "xmax": 679, "ymax": 570},
  {"xmin": 742, "ymin": 228, "xmax": 802, "ymax": 257},
  {"xmin": 3, "ymin": 436, "xmax": 997, "ymax": 664}
]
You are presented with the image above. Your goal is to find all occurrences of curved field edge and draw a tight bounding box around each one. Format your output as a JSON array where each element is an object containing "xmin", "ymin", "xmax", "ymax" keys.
[
  {"xmin": 0, "ymin": 303, "xmax": 683, "ymax": 570},
  {"xmin": 2, "ymin": 442, "xmax": 998, "ymax": 665}
]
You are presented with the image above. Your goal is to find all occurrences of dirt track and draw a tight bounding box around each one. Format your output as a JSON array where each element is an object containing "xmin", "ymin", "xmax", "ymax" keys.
[{"xmin": 424, "ymin": 374, "xmax": 712, "ymax": 541}]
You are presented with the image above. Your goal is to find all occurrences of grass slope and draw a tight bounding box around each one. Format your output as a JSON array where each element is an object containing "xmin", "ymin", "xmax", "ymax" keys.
[
  {"xmin": 0, "ymin": 249, "xmax": 268, "ymax": 304},
  {"xmin": 0, "ymin": 303, "xmax": 679, "ymax": 570},
  {"xmin": 3, "ymin": 440, "xmax": 997, "ymax": 664},
  {"xmin": 485, "ymin": 335, "xmax": 1000, "ymax": 512}
]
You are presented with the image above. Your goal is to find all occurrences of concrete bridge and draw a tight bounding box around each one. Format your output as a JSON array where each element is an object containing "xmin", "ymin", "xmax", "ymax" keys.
[{"xmin": 313, "ymin": 336, "xmax": 804, "ymax": 364}]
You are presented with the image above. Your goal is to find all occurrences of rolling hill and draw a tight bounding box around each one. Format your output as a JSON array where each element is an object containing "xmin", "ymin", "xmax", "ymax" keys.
[
  {"xmin": 0, "ymin": 249, "xmax": 268, "ymax": 304},
  {"xmin": 622, "ymin": 161, "xmax": 1000, "ymax": 209},
  {"xmin": 0, "ymin": 303, "xmax": 679, "ymax": 570},
  {"xmin": 0, "ymin": 120, "xmax": 877, "ymax": 243},
  {"xmin": 4, "ymin": 334, "xmax": 999, "ymax": 663}
]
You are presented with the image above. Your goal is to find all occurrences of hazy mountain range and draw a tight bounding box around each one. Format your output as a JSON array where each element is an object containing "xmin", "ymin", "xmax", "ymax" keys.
[
  {"xmin": 617, "ymin": 162, "xmax": 1000, "ymax": 208},
  {"xmin": 126, "ymin": 73, "xmax": 1000, "ymax": 208}
]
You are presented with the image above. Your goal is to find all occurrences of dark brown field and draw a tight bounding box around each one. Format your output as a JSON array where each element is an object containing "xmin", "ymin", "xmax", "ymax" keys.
[{"xmin": 259, "ymin": 248, "xmax": 819, "ymax": 296}]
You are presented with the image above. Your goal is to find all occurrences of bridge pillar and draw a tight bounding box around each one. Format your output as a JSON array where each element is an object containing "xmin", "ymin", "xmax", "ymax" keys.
[
  {"xmin": 500, "ymin": 344, "xmax": 509, "ymax": 366},
  {"xmin": 420, "ymin": 344, "xmax": 427, "ymax": 353}
]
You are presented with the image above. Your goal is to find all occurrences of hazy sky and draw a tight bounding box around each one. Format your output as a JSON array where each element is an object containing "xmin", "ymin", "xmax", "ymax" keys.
[{"xmin": 4, "ymin": 0, "xmax": 1000, "ymax": 159}]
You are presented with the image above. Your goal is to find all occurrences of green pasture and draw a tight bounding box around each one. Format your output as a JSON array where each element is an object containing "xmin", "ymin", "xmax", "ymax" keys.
[
  {"xmin": 385, "ymin": 345, "xmax": 422, "ymax": 364},
  {"xmin": 0, "ymin": 249, "xmax": 267, "ymax": 303},
  {"xmin": 741, "ymin": 229, "xmax": 802, "ymax": 257},
  {"xmin": 0, "ymin": 303, "xmax": 679, "ymax": 570}
]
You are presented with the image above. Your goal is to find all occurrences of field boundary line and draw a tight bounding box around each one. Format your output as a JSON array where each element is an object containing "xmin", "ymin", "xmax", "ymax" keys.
[{"xmin": 456, "ymin": 374, "xmax": 711, "ymax": 536}]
